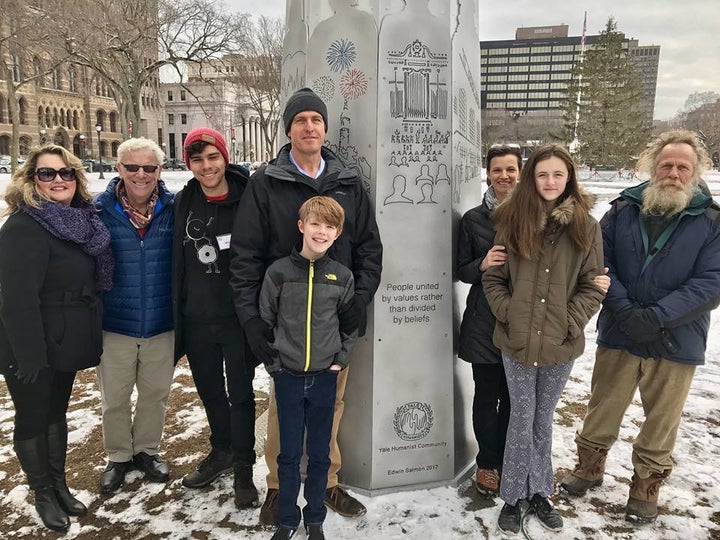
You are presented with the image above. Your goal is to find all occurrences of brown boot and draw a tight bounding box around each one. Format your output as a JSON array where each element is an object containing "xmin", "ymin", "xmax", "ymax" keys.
[
  {"xmin": 625, "ymin": 470, "xmax": 667, "ymax": 524},
  {"xmin": 324, "ymin": 485, "xmax": 367, "ymax": 517},
  {"xmin": 560, "ymin": 445, "xmax": 607, "ymax": 497},
  {"xmin": 259, "ymin": 488, "xmax": 279, "ymax": 526}
]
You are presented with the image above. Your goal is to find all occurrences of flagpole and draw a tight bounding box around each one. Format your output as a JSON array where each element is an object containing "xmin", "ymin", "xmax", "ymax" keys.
[{"xmin": 570, "ymin": 11, "xmax": 587, "ymax": 154}]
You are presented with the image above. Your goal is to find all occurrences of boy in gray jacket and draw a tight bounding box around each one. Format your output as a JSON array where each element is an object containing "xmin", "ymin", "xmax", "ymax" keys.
[{"xmin": 259, "ymin": 196, "xmax": 356, "ymax": 540}]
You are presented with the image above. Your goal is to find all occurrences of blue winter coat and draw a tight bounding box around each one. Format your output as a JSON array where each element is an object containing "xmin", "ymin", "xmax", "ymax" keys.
[
  {"xmin": 94, "ymin": 178, "xmax": 174, "ymax": 338},
  {"xmin": 597, "ymin": 181, "xmax": 720, "ymax": 365}
]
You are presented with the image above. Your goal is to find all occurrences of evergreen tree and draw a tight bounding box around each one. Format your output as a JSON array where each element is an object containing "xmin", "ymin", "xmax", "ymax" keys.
[{"xmin": 562, "ymin": 18, "xmax": 651, "ymax": 169}]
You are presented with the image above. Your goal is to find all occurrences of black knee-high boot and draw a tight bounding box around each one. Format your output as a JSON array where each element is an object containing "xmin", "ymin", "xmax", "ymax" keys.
[
  {"xmin": 47, "ymin": 422, "xmax": 87, "ymax": 517},
  {"xmin": 14, "ymin": 436, "xmax": 70, "ymax": 532}
]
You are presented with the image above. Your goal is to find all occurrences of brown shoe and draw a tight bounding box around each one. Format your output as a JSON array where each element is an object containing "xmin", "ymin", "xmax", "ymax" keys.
[
  {"xmin": 560, "ymin": 446, "xmax": 607, "ymax": 497},
  {"xmin": 324, "ymin": 486, "xmax": 367, "ymax": 517},
  {"xmin": 625, "ymin": 470, "xmax": 667, "ymax": 524},
  {"xmin": 475, "ymin": 468, "xmax": 500, "ymax": 496},
  {"xmin": 259, "ymin": 488, "xmax": 279, "ymax": 526}
]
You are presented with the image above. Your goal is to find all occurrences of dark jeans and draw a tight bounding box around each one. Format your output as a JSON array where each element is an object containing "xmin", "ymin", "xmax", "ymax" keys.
[
  {"xmin": 472, "ymin": 362, "xmax": 510, "ymax": 470},
  {"xmin": 275, "ymin": 369, "xmax": 338, "ymax": 529},
  {"xmin": 184, "ymin": 321, "xmax": 256, "ymax": 466},
  {"xmin": 4, "ymin": 368, "xmax": 76, "ymax": 440}
]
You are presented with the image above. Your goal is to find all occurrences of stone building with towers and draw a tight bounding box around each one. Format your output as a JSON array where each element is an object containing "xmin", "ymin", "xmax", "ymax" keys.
[{"xmin": 161, "ymin": 56, "xmax": 279, "ymax": 165}]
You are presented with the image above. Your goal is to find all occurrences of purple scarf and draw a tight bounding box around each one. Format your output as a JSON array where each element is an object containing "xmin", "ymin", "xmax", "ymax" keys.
[{"xmin": 21, "ymin": 201, "xmax": 114, "ymax": 291}]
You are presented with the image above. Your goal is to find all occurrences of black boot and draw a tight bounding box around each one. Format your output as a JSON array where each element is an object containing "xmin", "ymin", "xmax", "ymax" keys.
[
  {"xmin": 14, "ymin": 436, "xmax": 70, "ymax": 532},
  {"xmin": 47, "ymin": 422, "xmax": 87, "ymax": 517},
  {"xmin": 233, "ymin": 464, "xmax": 259, "ymax": 509}
]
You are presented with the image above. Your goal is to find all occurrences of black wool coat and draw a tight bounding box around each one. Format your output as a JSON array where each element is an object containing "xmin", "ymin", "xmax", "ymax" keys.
[{"xmin": 0, "ymin": 211, "xmax": 103, "ymax": 375}]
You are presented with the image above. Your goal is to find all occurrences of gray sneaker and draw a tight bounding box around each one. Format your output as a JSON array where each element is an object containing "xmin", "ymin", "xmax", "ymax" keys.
[
  {"xmin": 529, "ymin": 494, "xmax": 563, "ymax": 531},
  {"xmin": 182, "ymin": 449, "xmax": 232, "ymax": 488},
  {"xmin": 497, "ymin": 502, "xmax": 521, "ymax": 533}
]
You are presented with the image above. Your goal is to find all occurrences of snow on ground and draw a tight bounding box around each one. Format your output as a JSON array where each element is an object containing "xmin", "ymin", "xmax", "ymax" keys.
[{"xmin": 0, "ymin": 172, "xmax": 718, "ymax": 539}]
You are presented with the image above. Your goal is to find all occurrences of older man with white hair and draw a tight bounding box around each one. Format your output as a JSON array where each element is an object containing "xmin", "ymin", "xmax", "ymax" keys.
[
  {"xmin": 94, "ymin": 138, "xmax": 175, "ymax": 493},
  {"xmin": 560, "ymin": 130, "xmax": 720, "ymax": 523}
]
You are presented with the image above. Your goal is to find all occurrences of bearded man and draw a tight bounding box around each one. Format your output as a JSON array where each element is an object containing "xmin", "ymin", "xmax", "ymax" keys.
[{"xmin": 559, "ymin": 130, "xmax": 720, "ymax": 523}]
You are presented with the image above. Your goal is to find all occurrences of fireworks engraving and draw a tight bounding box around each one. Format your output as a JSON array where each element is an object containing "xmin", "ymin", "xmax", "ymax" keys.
[
  {"xmin": 312, "ymin": 75, "xmax": 335, "ymax": 103},
  {"xmin": 326, "ymin": 38, "xmax": 356, "ymax": 73},
  {"xmin": 340, "ymin": 68, "xmax": 368, "ymax": 100}
]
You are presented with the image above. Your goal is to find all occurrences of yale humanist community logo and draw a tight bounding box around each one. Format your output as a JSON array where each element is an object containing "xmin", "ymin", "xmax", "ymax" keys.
[{"xmin": 393, "ymin": 401, "xmax": 434, "ymax": 441}]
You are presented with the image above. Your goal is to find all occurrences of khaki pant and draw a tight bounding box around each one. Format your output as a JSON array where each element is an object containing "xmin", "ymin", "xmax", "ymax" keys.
[
  {"xmin": 97, "ymin": 331, "xmax": 175, "ymax": 462},
  {"xmin": 265, "ymin": 367, "xmax": 349, "ymax": 490},
  {"xmin": 576, "ymin": 346, "xmax": 695, "ymax": 478}
]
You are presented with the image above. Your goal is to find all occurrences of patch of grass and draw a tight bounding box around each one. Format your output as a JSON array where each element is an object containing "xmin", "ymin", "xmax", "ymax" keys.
[
  {"xmin": 555, "ymin": 401, "xmax": 587, "ymax": 427},
  {"xmin": 0, "ymin": 360, "xmax": 270, "ymax": 539}
]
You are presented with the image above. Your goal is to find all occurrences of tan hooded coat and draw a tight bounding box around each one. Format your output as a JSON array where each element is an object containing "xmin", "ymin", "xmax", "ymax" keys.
[{"xmin": 482, "ymin": 192, "xmax": 605, "ymax": 367}]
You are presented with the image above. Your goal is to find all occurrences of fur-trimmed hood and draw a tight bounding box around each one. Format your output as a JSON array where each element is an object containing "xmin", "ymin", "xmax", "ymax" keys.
[{"xmin": 542, "ymin": 189, "xmax": 597, "ymax": 230}]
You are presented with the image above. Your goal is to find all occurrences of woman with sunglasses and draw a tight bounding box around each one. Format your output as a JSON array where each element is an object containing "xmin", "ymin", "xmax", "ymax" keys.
[{"xmin": 0, "ymin": 144, "xmax": 113, "ymax": 532}]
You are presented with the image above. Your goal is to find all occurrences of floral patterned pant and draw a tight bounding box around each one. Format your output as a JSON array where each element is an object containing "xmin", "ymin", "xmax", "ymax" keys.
[{"xmin": 500, "ymin": 352, "xmax": 573, "ymax": 505}]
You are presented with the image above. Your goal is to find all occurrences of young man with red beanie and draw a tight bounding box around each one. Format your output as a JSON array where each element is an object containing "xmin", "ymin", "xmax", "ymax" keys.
[
  {"xmin": 230, "ymin": 87, "xmax": 383, "ymax": 531},
  {"xmin": 171, "ymin": 127, "xmax": 259, "ymax": 509}
]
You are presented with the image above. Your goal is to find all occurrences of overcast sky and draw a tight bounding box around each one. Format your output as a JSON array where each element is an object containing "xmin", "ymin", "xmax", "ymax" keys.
[{"xmin": 225, "ymin": 0, "xmax": 720, "ymax": 120}]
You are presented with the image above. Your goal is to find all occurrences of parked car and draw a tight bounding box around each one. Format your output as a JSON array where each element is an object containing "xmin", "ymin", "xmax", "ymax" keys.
[
  {"xmin": 82, "ymin": 159, "xmax": 115, "ymax": 172},
  {"xmin": 0, "ymin": 156, "xmax": 25, "ymax": 174},
  {"xmin": 162, "ymin": 158, "xmax": 187, "ymax": 171}
]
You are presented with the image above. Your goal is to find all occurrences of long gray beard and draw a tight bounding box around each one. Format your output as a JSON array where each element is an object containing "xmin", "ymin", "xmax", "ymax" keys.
[{"xmin": 641, "ymin": 181, "xmax": 694, "ymax": 217}]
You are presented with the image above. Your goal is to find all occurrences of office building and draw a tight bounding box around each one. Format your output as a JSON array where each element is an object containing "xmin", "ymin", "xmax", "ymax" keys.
[{"xmin": 480, "ymin": 24, "xmax": 660, "ymax": 139}]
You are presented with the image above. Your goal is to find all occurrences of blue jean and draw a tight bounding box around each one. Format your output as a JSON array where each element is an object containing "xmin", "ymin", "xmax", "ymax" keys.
[{"xmin": 274, "ymin": 369, "xmax": 338, "ymax": 530}]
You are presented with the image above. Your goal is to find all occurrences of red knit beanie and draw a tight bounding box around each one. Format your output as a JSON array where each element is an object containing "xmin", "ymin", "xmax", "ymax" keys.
[{"xmin": 183, "ymin": 127, "xmax": 230, "ymax": 168}]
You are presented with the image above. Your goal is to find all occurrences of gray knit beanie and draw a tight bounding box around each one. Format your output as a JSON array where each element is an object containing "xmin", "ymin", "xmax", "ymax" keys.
[{"xmin": 283, "ymin": 87, "xmax": 328, "ymax": 135}]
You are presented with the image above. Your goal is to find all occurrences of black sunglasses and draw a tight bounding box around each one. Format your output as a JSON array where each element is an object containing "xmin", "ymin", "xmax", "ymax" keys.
[
  {"xmin": 35, "ymin": 167, "xmax": 77, "ymax": 182},
  {"xmin": 122, "ymin": 163, "xmax": 159, "ymax": 173}
]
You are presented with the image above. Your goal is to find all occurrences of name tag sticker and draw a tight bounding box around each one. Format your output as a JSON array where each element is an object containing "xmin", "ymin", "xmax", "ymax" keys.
[{"xmin": 216, "ymin": 233, "xmax": 231, "ymax": 250}]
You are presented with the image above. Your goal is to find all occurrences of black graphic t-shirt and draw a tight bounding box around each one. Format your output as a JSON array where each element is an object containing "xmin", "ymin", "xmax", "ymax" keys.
[{"xmin": 180, "ymin": 188, "xmax": 238, "ymax": 323}]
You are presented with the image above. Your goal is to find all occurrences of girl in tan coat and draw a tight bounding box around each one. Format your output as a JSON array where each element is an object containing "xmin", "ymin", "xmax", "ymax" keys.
[{"xmin": 483, "ymin": 144, "xmax": 606, "ymax": 534}]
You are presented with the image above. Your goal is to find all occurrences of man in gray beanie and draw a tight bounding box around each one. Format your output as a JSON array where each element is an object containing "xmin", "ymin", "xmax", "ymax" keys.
[
  {"xmin": 282, "ymin": 87, "xmax": 328, "ymax": 137},
  {"xmin": 230, "ymin": 87, "xmax": 383, "ymax": 530}
]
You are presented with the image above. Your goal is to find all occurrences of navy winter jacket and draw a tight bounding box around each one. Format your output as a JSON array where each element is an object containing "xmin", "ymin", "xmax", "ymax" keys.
[
  {"xmin": 597, "ymin": 181, "xmax": 720, "ymax": 365},
  {"xmin": 95, "ymin": 178, "xmax": 175, "ymax": 338}
]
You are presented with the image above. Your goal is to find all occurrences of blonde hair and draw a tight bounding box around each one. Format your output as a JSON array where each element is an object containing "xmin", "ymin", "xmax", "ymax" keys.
[
  {"xmin": 636, "ymin": 129, "xmax": 711, "ymax": 184},
  {"xmin": 3, "ymin": 144, "xmax": 92, "ymax": 215},
  {"xmin": 298, "ymin": 196, "xmax": 345, "ymax": 232}
]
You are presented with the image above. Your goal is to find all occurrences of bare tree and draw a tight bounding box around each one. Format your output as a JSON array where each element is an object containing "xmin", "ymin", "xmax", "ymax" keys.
[
  {"xmin": 225, "ymin": 16, "xmax": 283, "ymax": 157},
  {"xmin": 680, "ymin": 96, "xmax": 720, "ymax": 168},
  {"xmin": 0, "ymin": 1, "xmax": 70, "ymax": 164},
  {"xmin": 53, "ymin": 0, "xmax": 248, "ymax": 138},
  {"xmin": 681, "ymin": 91, "xmax": 720, "ymax": 114}
]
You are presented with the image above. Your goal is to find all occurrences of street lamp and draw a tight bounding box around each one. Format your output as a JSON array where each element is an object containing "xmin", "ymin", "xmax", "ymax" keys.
[
  {"xmin": 79, "ymin": 134, "xmax": 86, "ymax": 159},
  {"xmin": 39, "ymin": 128, "xmax": 47, "ymax": 145},
  {"xmin": 231, "ymin": 137, "xmax": 237, "ymax": 164},
  {"xmin": 95, "ymin": 124, "xmax": 105, "ymax": 179}
]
